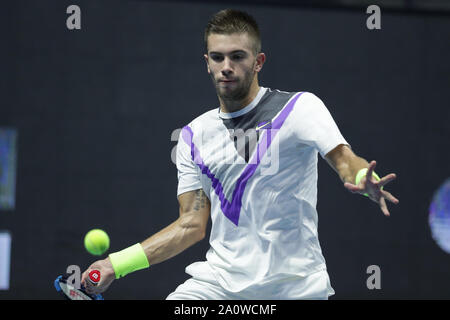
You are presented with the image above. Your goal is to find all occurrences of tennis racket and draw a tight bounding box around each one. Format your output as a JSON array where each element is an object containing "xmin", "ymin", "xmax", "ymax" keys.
[{"xmin": 54, "ymin": 270, "xmax": 104, "ymax": 300}]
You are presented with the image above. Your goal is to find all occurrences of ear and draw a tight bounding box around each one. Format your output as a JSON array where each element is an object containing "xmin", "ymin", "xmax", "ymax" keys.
[
  {"xmin": 254, "ymin": 52, "xmax": 266, "ymax": 72},
  {"xmin": 204, "ymin": 54, "xmax": 211, "ymax": 74}
]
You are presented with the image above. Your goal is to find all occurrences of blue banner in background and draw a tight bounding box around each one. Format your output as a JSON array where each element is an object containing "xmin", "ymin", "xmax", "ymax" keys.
[{"xmin": 0, "ymin": 129, "xmax": 17, "ymax": 210}]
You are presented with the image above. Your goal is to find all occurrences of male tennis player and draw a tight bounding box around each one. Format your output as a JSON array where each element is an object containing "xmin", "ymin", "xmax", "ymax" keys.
[{"xmin": 81, "ymin": 9, "xmax": 399, "ymax": 299}]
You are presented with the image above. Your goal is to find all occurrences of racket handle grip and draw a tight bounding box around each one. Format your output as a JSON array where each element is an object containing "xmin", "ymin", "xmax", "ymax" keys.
[{"xmin": 88, "ymin": 270, "xmax": 101, "ymax": 286}]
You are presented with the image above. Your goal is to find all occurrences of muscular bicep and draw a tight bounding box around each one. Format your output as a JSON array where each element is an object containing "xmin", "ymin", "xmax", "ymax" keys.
[{"xmin": 177, "ymin": 189, "xmax": 211, "ymax": 234}]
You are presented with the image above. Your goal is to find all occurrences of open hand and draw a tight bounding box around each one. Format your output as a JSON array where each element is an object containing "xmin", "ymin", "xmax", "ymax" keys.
[{"xmin": 344, "ymin": 160, "xmax": 399, "ymax": 216}]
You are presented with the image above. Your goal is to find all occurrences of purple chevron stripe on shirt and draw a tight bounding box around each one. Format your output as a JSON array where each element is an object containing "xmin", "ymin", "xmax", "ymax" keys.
[{"xmin": 181, "ymin": 92, "xmax": 304, "ymax": 226}]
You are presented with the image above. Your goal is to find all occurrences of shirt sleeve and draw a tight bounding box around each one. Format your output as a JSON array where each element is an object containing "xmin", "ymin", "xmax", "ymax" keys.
[
  {"xmin": 176, "ymin": 126, "xmax": 203, "ymax": 197},
  {"xmin": 291, "ymin": 92, "xmax": 351, "ymax": 158}
]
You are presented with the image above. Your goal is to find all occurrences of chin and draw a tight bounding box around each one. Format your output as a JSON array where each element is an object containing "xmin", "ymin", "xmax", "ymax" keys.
[{"xmin": 221, "ymin": 90, "xmax": 248, "ymax": 102}]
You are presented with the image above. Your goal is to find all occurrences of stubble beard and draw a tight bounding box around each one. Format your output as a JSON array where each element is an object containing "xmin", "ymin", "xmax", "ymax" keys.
[{"xmin": 213, "ymin": 70, "xmax": 255, "ymax": 104}]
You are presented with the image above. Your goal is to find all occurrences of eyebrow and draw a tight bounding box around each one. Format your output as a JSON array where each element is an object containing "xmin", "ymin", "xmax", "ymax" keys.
[{"xmin": 209, "ymin": 50, "xmax": 248, "ymax": 56}]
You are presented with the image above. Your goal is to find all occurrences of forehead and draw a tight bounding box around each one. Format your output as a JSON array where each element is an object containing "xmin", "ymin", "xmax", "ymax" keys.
[{"xmin": 207, "ymin": 33, "xmax": 254, "ymax": 54}]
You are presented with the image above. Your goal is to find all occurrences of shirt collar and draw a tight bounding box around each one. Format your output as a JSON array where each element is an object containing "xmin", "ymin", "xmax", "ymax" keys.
[{"xmin": 218, "ymin": 87, "xmax": 267, "ymax": 119}]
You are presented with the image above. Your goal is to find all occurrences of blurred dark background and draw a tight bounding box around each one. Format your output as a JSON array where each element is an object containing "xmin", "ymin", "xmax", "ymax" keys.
[{"xmin": 0, "ymin": 0, "xmax": 449, "ymax": 299}]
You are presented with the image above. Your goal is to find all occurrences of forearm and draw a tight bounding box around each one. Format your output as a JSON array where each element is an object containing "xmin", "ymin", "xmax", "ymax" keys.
[
  {"xmin": 106, "ymin": 190, "xmax": 209, "ymax": 279},
  {"xmin": 140, "ymin": 214, "xmax": 205, "ymax": 266}
]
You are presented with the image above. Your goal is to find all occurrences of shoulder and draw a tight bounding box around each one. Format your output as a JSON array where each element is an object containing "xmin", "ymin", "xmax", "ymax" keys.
[
  {"xmin": 297, "ymin": 91, "xmax": 323, "ymax": 104},
  {"xmin": 178, "ymin": 108, "xmax": 216, "ymax": 151},
  {"xmin": 267, "ymin": 88, "xmax": 323, "ymax": 106},
  {"xmin": 286, "ymin": 91, "xmax": 334, "ymax": 126},
  {"xmin": 293, "ymin": 91, "xmax": 329, "ymax": 112},
  {"xmin": 182, "ymin": 108, "xmax": 218, "ymax": 130}
]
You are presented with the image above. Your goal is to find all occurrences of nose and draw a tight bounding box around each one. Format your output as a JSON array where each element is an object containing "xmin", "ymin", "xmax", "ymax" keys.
[{"xmin": 221, "ymin": 57, "xmax": 233, "ymax": 77}]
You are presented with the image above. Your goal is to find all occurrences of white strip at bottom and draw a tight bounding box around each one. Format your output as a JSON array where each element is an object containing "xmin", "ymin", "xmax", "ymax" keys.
[{"xmin": 0, "ymin": 231, "xmax": 11, "ymax": 290}]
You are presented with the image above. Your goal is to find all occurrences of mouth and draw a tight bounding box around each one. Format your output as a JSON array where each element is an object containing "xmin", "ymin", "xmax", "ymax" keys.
[
  {"xmin": 219, "ymin": 80, "xmax": 237, "ymax": 88},
  {"xmin": 219, "ymin": 78, "xmax": 237, "ymax": 83}
]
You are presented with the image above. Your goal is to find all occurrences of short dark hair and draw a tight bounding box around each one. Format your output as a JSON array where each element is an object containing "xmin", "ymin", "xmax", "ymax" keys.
[{"xmin": 204, "ymin": 9, "xmax": 261, "ymax": 55}]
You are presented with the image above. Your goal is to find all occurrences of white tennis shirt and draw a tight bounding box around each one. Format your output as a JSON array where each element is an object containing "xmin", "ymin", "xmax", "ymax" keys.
[{"xmin": 176, "ymin": 87, "xmax": 350, "ymax": 294}]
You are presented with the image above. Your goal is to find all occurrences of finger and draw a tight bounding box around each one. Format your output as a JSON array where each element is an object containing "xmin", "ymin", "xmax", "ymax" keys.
[
  {"xmin": 86, "ymin": 282, "xmax": 96, "ymax": 294},
  {"xmin": 379, "ymin": 197, "xmax": 390, "ymax": 216},
  {"xmin": 81, "ymin": 268, "xmax": 94, "ymax": 286},
  {"xmin": 378, "ymin": 173, "xmax": 397, "ymax": 187},
  {"xmin": 344, "ymin": 182, "xmax": 364, "ymax": 194},
  {"xmin": 366, "ymin": 161, "xmax": 377, "ymax": 182},
  {"xmin": 84, "ymin": 279, "xmax": 92, "ymax": 291},
  {"xmin": 80, "ymin": 274, "xmax": 88, "ymax": 288},
  {"xmin": 381, "ymin": 189, "xmax": 399, "ymax": 204},
  {"xmin": 83, "ymin": 271, "xmax": 94, "ymax": 289}
]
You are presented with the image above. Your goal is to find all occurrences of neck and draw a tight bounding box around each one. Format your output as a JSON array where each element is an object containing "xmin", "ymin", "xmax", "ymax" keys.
[{"xmin": 219, "ymin": 79, "xmax": 260, "ymax": 114}]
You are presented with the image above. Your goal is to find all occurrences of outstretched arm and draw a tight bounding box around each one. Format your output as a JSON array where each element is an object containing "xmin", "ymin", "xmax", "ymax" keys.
[
  {"xmin": 142, "ymin": 188, "xmax": 210, "ymax": 265},
  {"xmin": 81, "ymin": 188, "xmax": 210, "ymax": 294},
  {"xmin": 325, "ymin": 144, "xmax": 399, "ymax": 216}
]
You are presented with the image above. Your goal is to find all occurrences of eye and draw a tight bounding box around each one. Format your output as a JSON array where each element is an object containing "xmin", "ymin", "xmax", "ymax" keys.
[
  {"xmin": 232, "ymin": 54, "xmax": 244, "ymax": 61},
  {"xmin": 210, "ymin": 54, "xmax": 224, "ymax": 62}
]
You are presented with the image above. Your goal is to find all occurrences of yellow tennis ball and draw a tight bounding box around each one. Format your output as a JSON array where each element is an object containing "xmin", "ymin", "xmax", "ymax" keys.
[{"xmin": 84, "ymin": 229, "xmax": 110, "ymax": 256}]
